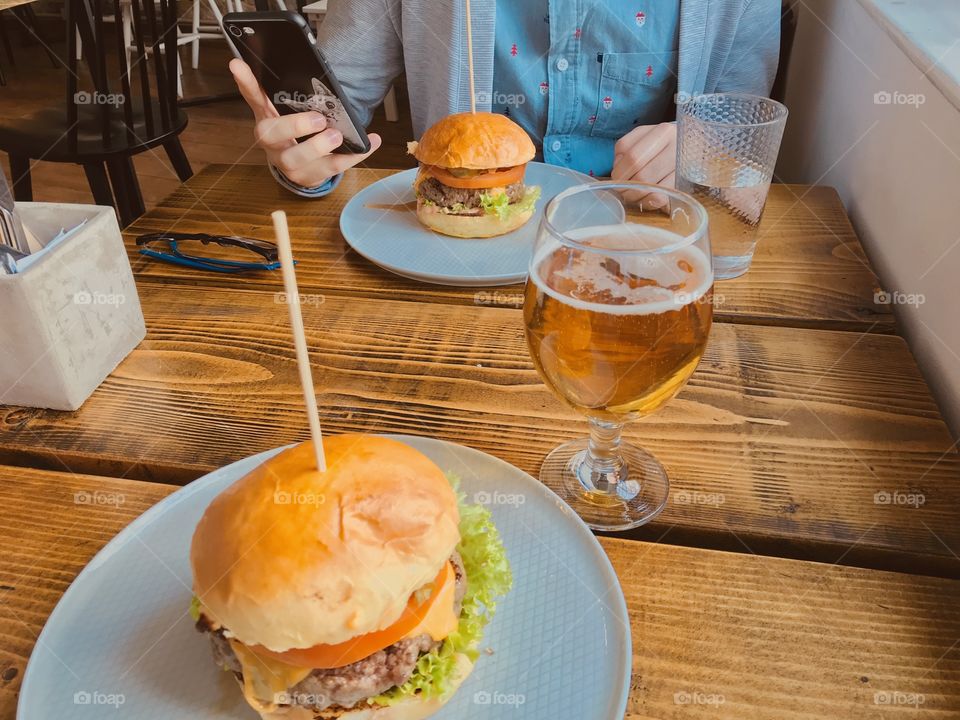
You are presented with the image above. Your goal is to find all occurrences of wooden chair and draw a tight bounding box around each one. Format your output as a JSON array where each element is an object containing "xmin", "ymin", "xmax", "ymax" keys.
[{"xmin": 0, "ymin": 0, "xmax": 192, "ymax": 227}]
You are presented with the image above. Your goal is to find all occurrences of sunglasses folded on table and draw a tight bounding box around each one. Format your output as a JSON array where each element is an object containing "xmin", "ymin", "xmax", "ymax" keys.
[{"xmin": 135, "ymin": 232, "xmax": 285, "ymax": 273}]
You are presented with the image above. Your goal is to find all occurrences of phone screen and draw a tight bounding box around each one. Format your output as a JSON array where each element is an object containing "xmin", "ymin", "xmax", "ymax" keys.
[{"xmin": 228, "ymin": 17, "xmax": 368, "ymax": 153}]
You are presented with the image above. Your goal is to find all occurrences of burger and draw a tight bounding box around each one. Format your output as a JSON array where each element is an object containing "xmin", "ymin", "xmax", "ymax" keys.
[
  {"xmin": 189, "ymin": 434, "xmax": 511, "ymax": 719},
  {"xmin": 408, "ymin": 112, "xmax": 540, "ymax": 238}
]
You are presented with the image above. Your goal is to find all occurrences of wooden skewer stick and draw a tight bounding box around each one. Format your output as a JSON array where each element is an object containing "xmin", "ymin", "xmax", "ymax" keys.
[
  {"xmin": 465, "ymin": 0, "xmax": 476, "ymax": 113},
  {"xmin": 271, "ymin": 210, "xmax": 327, "ymax": 472}
]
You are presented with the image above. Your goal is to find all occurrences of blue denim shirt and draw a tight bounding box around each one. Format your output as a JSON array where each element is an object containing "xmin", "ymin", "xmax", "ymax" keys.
[
  {"xmin": 279, "ymin": 0, "xmax": 683, "ymax": 194},
  {"xmin": 492, "ymin": 0, "xmax": 680, "ymax": 177}
]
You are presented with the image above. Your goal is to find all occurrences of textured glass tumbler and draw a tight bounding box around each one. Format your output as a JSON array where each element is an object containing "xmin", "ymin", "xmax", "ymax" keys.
[{"xmin": 676, "ymin": 94, "xmax": 788, "ymax": 280}]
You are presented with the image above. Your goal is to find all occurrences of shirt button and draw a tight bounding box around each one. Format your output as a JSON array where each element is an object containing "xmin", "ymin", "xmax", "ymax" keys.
[
  {"xmin": 556, "ymin": 57, "xmax": 569, "ymax": 72},
  {"xmin": 550, "ymin": 140, "xmax": 562, "ymax": 152}
]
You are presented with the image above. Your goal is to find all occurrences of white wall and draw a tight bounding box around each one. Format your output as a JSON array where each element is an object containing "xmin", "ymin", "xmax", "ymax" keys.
[{"xmin": 778, "ymin": 0, "xmax": 960, "ymax": 436}]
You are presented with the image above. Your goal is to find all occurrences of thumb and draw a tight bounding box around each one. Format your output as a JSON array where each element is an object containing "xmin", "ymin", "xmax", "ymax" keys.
[{"xmin": 364, "ymin": 133, "xmax": 384, "ymax": 156}]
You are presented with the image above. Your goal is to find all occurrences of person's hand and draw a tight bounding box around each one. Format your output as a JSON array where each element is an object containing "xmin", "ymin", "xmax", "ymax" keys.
[
  {"xmin": 229, "ymin": 58, "xmax": 382, "ymax": 188},
  {"xmin": 611, "ymin": 122, "xmax": 677, "ymax": 209}
]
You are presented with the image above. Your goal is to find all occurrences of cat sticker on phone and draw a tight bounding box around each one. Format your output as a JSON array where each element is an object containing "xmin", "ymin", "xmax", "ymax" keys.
[{"xmin": 278, "ymin": 78, "xmax": 365, "ymax": 149}]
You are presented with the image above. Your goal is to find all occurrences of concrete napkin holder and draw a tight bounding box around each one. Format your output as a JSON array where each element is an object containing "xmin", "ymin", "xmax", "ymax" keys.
[{"xmin": 0, "ymin": 203, "xmax": 145, "ymax": 410}]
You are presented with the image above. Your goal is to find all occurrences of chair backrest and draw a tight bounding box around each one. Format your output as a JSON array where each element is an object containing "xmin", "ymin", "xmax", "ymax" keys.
[{"xmin": 65, "ymin": 0, "xmax": 180, "ymax": 150}]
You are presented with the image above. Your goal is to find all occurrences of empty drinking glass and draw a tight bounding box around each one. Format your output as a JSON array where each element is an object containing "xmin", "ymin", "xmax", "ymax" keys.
[{"xmin": 676, "ymin": 93, "xmax": 788, "ymax": 279}]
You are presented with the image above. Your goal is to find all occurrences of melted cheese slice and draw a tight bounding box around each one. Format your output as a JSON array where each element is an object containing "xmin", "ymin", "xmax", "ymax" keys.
[
  {"xmin": 229, "ymin": 639, "xmax": 312, "ymax": 712},
  {"xmin": 227, "ymin": 565, "xmax": 459, "ymax": 710},
  {"xmin": 404, "ymin": 563, "xmax": 459, "ymax": 641}
]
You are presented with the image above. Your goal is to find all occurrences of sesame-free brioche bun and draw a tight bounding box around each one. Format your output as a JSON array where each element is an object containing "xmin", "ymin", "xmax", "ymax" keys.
[
  {"xmin": 190, "ymin": 435, "xmax": 460, "ymax": 652},
  {"xmin": 416, "ymin": 198, "xmax": 534, "ymax": 238},
  {"xmin": 411, "ymin": 112, "xmax": 535, "ymax": 169},
  {"xmin": 251, "ymin": 654, "xmax": 474, "ymax": 720}
]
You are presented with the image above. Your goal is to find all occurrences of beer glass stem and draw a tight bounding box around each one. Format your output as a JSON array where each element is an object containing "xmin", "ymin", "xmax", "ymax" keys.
[{"xmin": 578, "ymin": 419, "xmax": 628, "ymax": 494}]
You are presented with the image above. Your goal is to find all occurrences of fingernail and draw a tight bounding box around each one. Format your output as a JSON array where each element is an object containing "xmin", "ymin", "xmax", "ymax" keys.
[
  {"xmin": 329, "ymin": 130, "xmax": 343, "ymax": 145},
  {"xmin": 311, "ymin": 114, "xmax": 327, "ymax": 130}
]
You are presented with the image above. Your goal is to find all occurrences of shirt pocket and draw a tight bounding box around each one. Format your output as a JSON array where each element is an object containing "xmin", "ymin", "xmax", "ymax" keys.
[{"xmin": 590, "ymin": 51, "xmax": 678, "ymax": 138}]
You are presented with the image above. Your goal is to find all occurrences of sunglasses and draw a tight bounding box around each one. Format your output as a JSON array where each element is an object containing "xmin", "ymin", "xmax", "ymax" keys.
[{"xmin": 136, "ymin": 232, "xmax": 283, "ymax": 273}]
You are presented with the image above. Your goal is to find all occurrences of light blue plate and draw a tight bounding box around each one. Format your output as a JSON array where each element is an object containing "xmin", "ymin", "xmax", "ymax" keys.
[
  {"xmin": 18, "ymin": 436, "xmax": 631, "ymax": 720},
  {"xmin": 340, "ymin": 163, "xmax": 592, "ymax": 286}
]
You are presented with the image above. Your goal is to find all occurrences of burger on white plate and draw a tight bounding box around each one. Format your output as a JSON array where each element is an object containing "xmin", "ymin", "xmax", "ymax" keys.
[
  {"xmin": 190, "ymin": 434, "xmax": 512, "ymax": 719},
  {"xmin": 407, "ymin": 112, "xmax": 541, "ymax": 238}
]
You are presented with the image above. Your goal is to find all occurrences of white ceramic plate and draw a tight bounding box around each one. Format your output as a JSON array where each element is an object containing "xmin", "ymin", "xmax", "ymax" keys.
[
  {"xmin": 339, "ymin": 163, "xmax": 592, "ymax": 286},
  {"xmin": 18, "ymin": 436, "xmax": 631, "ymax": 720}
]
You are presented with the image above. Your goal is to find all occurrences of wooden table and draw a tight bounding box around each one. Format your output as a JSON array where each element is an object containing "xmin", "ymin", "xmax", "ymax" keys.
[
  {"xmin": 2, "ymin": 466, "xmax": 959, "ymax": 719},
  {"xmin": 1, "ymin": 284, "xmax": 956, "ymax": 573},
  {"xmin": 0, "ymin": 165, "xmax": 957, "ymax": 717},
  {"xmin": 125, "ymin": 164, "xmax": 895, "ymax": 333}
]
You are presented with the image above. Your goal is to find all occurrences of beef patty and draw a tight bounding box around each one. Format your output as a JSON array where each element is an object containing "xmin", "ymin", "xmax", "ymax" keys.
[
  {"xmin": 200, "ymin": 552, "xmax": 467, "ymax": 713},
  {"xmin": 417, "ymin": 177, "xmax": 525, "ymax": 210}
]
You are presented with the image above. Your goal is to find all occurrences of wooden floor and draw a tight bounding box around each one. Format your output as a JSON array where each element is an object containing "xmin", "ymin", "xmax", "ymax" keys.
[{"xmin": 0, "ymin": 23, "xmax": 417, "ymax": 211}]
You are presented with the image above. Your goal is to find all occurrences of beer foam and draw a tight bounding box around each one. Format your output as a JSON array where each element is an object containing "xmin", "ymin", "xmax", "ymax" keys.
[{"xmin": 530, "ymin": 224, "xmax": 713, "ymax": 315}]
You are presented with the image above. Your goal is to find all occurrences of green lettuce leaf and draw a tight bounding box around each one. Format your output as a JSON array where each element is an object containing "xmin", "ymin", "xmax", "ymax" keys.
[
  {"xmin": 478, "ymin": 191, "xmax": 511, "ymax": 220},
  {"xmin": 189, "ymin": 594, "xmax": 202, "ymax": 622},
  {"xmin": 478, "ymin": 186, "xmax": 541, "ymax": 221},
  {"xmin": 371, "ymin": 474, "xmax": 512, "ymax": 706}
]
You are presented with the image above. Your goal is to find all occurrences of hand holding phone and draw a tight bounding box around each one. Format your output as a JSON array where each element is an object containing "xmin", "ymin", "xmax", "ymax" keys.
[{"xmin": 231, "ymin": 59, "xmax": 381, "ymax": 189}]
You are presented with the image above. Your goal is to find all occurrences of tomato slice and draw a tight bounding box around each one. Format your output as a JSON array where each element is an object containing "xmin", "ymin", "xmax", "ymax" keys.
[
  {"xmin": 423, "ymin": 163, "xmax": 526, "ymax": 189},
  {"xmin": 252, "ymin": 562, "xmax": 455, "ymax": 669}
]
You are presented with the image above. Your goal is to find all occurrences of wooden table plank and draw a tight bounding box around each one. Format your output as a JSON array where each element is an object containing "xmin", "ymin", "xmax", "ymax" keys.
[
  {"xmin": 0, "ymin": 0, "xmax": 40, "ymax": 10},
  {"xmin": 0, "ymin": 286, "xmax": 955, "ymax": 575},
  {"xmin": 1, "ymin": 469, "xmax": 958, "ymax": 719},
  {"xmin": 123, "ymin": 164, "xmax": 894, "ymax": 333}
]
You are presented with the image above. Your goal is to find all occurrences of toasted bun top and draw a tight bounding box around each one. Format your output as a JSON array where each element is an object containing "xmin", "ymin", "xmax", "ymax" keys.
[
  {"xmin": 190, "ymin": 435, "xmax": 460, "ymax": 651},
  {"xmin": 411, "ymin": 112, "xmax": 536, "ymax": 169}
]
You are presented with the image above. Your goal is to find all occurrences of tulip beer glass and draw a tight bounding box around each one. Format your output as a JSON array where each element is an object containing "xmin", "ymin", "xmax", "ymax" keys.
[{"xmin": 524, "ymin": 183, "xmax": 713, "ymax": 530}]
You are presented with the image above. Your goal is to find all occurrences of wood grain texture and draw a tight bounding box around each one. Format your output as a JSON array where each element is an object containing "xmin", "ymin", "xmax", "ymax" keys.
[
  {"xmin": 0, "ymin": 0, "xmax": 39, "ymax": 10},
  {"xmin": 123, "ymin": 164, "xmax": 895, "ymax": 333},
  {"xmin": 0, "ymin": 286, "xmax": 954, "ymax": 573},
  {"xmin": 0, "ymin": 467, "xmax": 173, "ymax": 720},
  {"xmin": 0, "ymin": 469, "xmax": 958, "ymax": 719}
]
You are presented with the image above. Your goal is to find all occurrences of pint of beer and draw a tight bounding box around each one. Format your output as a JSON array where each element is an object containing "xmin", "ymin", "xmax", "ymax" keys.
[{"xmin": 523, "ymin": 182, "xmax": 712, "ymax": 532}]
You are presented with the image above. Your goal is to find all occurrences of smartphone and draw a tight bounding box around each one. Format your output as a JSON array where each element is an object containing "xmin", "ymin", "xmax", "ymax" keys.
[{"xmin": 223, "ymin": 11, "xmax": 371, "ymax": 154}]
